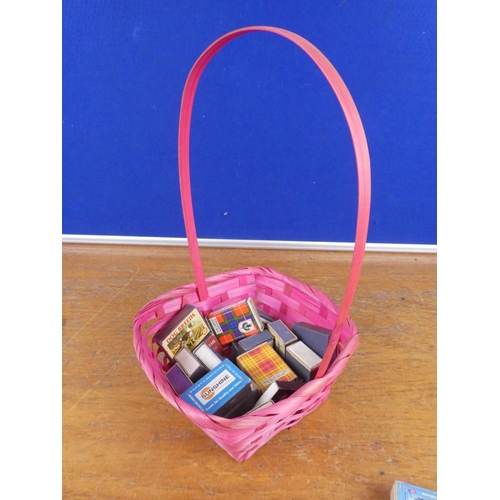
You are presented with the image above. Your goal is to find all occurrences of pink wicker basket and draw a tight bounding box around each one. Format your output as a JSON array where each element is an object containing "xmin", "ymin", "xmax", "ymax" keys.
[{"xmin": 133, "ymin": 26, "xmax": 371, "ymax": 462}]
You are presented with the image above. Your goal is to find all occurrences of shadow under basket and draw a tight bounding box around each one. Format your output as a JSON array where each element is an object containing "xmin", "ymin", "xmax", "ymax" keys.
[
  {"xmin": 133, "ymin": 26, "xmax": 371, "ymax": 462},
  {"xmin": 133, "ymin": 266, "xmax": 359, "ymax": 462}
]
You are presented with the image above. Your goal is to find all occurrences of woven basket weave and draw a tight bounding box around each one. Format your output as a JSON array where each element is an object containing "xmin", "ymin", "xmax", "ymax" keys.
[{"xmin": 133, "ymin": 26, "xmax": 371, "ymax": 462}]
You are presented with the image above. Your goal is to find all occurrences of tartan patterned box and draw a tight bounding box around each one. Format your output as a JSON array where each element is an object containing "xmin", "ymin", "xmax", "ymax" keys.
[
  {"xmin": 206, "ymin": 298, "xmax": 264, "ymax": 346},
  {"xmin": 236, "ymin": 343, "xmax": 297, "ymax": 392}
]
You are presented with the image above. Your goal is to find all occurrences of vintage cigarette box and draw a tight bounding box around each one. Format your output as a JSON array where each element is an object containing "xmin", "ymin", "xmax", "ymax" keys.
[
  {"xmin": 231, "ymin": 329, "xmax": 274, "ymax": 358},
  {"xmin": 291, "ymin": 322, "xmax": 334, "ymax": 358},
  {"xmin": 174, "ymin": 347, "xmax": 208, "ymax": 382},
  {"xmin": 193, "ymin": 342, "xmax": 225, "ymax": 371},
  {"xmin": 236, "ymin": 342, "xmax": 297, "ymax": 392},
  {"xmin": 285, "ymin": 341, "xmax": 323, "ymax": 382},
  {"xmin": 206, "ymin": 298, "xmax": 264, "ymax": 346},
  {"xmin": 253, "ymin": 380, "xmax": 305, "ymax": 408},
  {"xmin": 165, "ymin": 364, "xmax": 193, "ymax": 396},
  {"xmin": 180, "ymin": 359, "xmax": 253, "ymax": 417},
  {"xmin": 153, "ymin": 304, "xmax": 211, "ymax": 359},
  {"xmin": 267, "ymin": 320, "xmax": 298, "ymax": 358}
]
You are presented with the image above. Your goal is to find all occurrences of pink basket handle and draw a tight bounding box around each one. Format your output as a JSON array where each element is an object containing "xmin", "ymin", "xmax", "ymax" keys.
[{"xmin": 178, "ymin": 26, "xmax": 371, "ymax": 379}]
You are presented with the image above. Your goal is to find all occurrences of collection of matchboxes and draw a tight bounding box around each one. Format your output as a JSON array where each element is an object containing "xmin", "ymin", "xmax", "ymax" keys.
[{"xmin": 153, "ymin": 298, "xmax": 339, "ymax": 419}]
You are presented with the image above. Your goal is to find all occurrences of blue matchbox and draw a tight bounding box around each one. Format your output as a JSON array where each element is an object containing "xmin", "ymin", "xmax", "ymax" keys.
[{"xmin": 180, "ymin": 359, "xmax": 253, "ymax": 417}]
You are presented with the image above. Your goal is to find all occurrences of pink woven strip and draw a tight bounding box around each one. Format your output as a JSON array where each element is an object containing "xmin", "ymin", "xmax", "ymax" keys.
[{"xmin": 178, "ymin": 26, "xmax": 371, "ymax": 379}]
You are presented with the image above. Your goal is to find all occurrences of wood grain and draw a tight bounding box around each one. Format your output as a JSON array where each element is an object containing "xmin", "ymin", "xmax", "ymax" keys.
[{"xmin": 62, "ymin": 244, "xmax": 436, "ymax": 499}]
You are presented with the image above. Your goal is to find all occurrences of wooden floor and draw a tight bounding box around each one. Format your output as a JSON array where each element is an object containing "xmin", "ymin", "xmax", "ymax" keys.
[{"xmin": 62, "ymin": 244, "xmax": 436, "ymax": 499}]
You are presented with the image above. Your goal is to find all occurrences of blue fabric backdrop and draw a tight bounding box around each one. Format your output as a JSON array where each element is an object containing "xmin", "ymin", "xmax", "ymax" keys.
[{"xmin": 63, "ymin": 1, "xmax": 436, "ymax": 244}]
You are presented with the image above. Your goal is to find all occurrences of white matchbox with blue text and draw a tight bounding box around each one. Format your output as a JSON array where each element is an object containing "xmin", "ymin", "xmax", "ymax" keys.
[{"xmin": 180, "ymin": 359, "xmax": 253, "ymax": 417}]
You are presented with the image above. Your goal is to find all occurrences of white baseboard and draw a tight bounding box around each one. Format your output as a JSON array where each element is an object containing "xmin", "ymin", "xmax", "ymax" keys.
[{"xmin": 62, "ymin": 234, "xmax": 437, "ymax": 253}]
